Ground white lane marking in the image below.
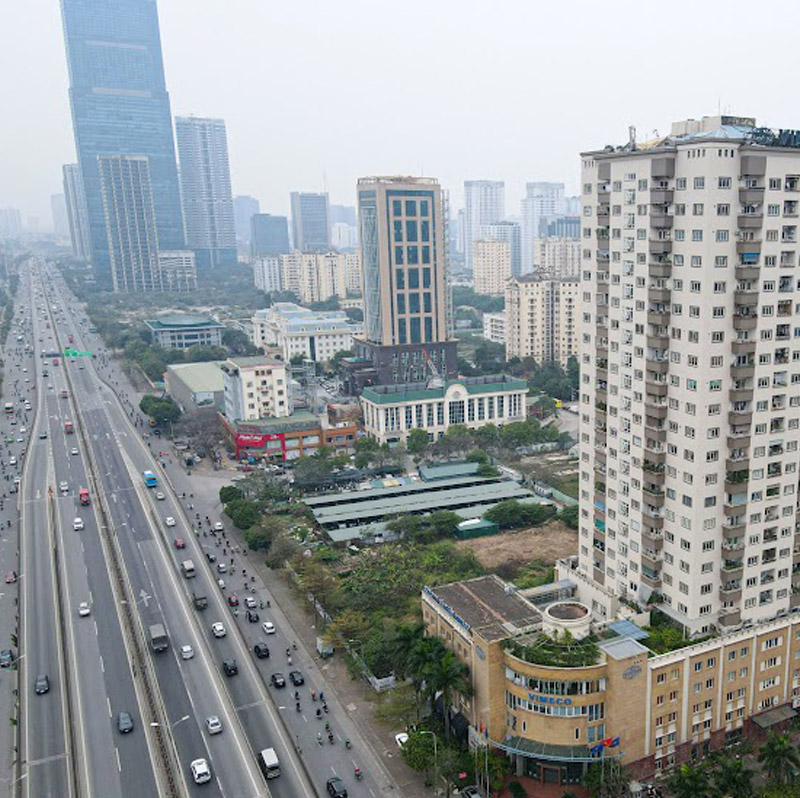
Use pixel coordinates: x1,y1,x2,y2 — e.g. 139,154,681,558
99,656,105,674
107,697,112,718
115,748,121,773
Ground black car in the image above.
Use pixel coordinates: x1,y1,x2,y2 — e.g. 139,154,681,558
246,609,259,623
270,672,286,688
254,642,270,659
289,670,305,686
117,711,134,733
326,777,348,798
206,551,216,563
0,649,14,668
222,659,238,677
34,674,50,694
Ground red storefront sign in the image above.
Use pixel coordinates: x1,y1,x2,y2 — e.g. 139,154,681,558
234,431,286,458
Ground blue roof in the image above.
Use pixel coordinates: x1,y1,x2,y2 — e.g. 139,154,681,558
608,619,650,641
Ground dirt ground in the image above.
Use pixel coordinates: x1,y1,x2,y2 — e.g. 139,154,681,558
455,518,578,571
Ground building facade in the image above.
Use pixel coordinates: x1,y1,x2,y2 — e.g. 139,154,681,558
62,163,90,259
532,237,582,278
250,214,290,258
251,302,362,363
145,314,224,349
165,361,225,412
221,356,290,422
51,194,69,237
290,191,331,252
464,180,505,273
276,252,361,304
175,116,237,267
60,0,184,287
521,182,566,273
505,275,579,366
474,239,512,296
158,251,198,292
360,375,526,445
480,220,522,277
234,195,260,249
482,311,506,345
580,114,800,634
0,209,22,238
253,257,284,294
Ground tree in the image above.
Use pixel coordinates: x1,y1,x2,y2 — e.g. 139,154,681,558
353,437,381,469
328,349,354,372
386,623,425,680
375,681,424,728
224,498,260,530
712,756,754,798
175,409,224,455
758,731,800,787
559,505,580,530
401,730,438,777
407,428,430,462
583,760,631,798
324,608,371,649
566,355,580,397
293,455,334,489
425,511,461,541
668,763,710,798
219,485,243,504
221,326,258,355
426,649,472,740
140,394,181,424
244,515,286,551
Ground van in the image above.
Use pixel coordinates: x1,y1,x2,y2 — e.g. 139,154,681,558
181,560,196,578
149,623,168,653
257,747,280,779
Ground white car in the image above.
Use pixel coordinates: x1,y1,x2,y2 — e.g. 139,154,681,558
59,481,69,494
165,517,176,527
73,518,84,531
180,645,194,660
205,716,223,735
395,732,409,748
155,491,165,501
262,621,276,635
213,521,223,532
70,448,78,456
211,622,226,638
244,596,257,609
78,602,91,617
8,457,16,466
19,428,26,434
190,758,211,785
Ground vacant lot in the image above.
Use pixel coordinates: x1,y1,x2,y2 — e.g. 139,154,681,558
456,518,578,572
517,452,580,498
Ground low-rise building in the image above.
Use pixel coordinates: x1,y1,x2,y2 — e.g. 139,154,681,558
360,374,526,445
145,314,224,350
251,302,362,363
164,361,225,412
221,356,291,422
482,311,506,345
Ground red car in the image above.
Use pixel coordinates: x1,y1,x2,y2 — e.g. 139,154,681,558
228,594,239,607
174,538,185,549
4,571,17,584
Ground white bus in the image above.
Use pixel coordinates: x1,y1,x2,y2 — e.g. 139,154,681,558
257,748,280,779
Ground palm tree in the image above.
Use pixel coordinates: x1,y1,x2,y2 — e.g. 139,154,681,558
668,763,710,798
758,731,800,787
425,649,472,740
713,756,754,798
387,623,425,680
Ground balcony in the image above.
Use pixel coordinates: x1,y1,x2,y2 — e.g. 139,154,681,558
650,187,674,203
720,582,742,600
649,239,673,255
650,210,674,229
728,408,753,426
730,361,755,379
722,539,745,555
648,286,671,303
646,358,669,376
733,313,758,331
649,260,672,279
646,402,668,420
735,264,760,280
736,239,762,254
722,559,744,577
642,569,662,588
739,186,765,204
734,287,759,303
726,455,749,472
645,379,668,398
738,213,764,229
730,340,756,357
642,549,662,569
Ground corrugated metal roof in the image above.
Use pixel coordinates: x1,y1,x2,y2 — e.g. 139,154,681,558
166,361,225,393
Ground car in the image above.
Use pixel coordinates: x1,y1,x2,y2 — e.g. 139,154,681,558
213,521,223,531
155,491,165,500
9,419,16,426
270,672,286,688
8,457,16,466
0,649,14,668
180,645,194,660
73,518,84,531
38,431,46,439
227,594,239,607
206,551,216,563
216,562,227,574
205,715,223,735
70,447,78,456
289,670,305,686
19,427,26,434
59,481,68,494
245,609,259,623
254,642,270,659
190,758,212,785
34,674,50,695
262,621,276,635
326,777,348,798
174,538,185,549
77,602,91,617
460,787,485,798
217,578,225,590
165,517,176,527
211,622,226,638
244,596,257,609
117,711,134,733
394,732,409,748
222,659,238,677
5,571,17,584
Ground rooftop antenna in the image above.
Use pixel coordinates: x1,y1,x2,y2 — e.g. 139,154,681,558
628,125,636,151
322,170,328,194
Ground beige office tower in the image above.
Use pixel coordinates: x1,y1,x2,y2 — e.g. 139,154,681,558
580,114,800,634
473,238,511,296
532,237,582,278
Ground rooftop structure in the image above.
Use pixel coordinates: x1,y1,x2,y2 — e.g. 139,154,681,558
144,314,224,349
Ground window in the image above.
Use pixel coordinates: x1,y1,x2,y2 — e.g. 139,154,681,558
718,177,732,189
694,177,706,189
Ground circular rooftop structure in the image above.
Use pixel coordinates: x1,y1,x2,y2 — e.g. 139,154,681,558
543,601,592,640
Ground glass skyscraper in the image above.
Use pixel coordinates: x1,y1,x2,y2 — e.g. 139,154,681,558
60,0,184,288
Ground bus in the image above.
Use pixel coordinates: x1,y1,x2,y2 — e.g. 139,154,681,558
257,748,280,780
64,421,74,434
78,488,90,506
4,403,13,415
143,470,157,488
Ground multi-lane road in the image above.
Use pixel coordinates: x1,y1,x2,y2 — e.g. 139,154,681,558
0,257,402,798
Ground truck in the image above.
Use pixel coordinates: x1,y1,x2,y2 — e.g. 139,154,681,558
64,421,74,434
149,623,169,653
78,487,90,505
192,592,208,610
181,560,196,578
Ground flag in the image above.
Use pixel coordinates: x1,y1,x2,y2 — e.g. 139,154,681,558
611,737,620,748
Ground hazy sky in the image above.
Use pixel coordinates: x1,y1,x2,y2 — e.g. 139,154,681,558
3,0,800,228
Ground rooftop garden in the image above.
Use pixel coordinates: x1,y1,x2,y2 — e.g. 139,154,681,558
643,609,716,655
506,631,601,668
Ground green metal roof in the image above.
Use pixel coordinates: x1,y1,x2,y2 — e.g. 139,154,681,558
234,408,318,434
419,462,479,481
145,314,224,330
361,375,527,405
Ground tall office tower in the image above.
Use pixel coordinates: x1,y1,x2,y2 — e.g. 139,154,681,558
456,208,466,255
62,164,90,259
463,180,504,272
250,214,290,258
521,181,565,273
354,176,457,383
330,204,357,226
480,220,522,277
50,194,69,237
0,209,22,238
473,239,511,296
60,0,184,287
234,195,260,248
290,192,330,252
175,116,237,267
579,113,800,633
546,215,581,238
97,155,163,293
